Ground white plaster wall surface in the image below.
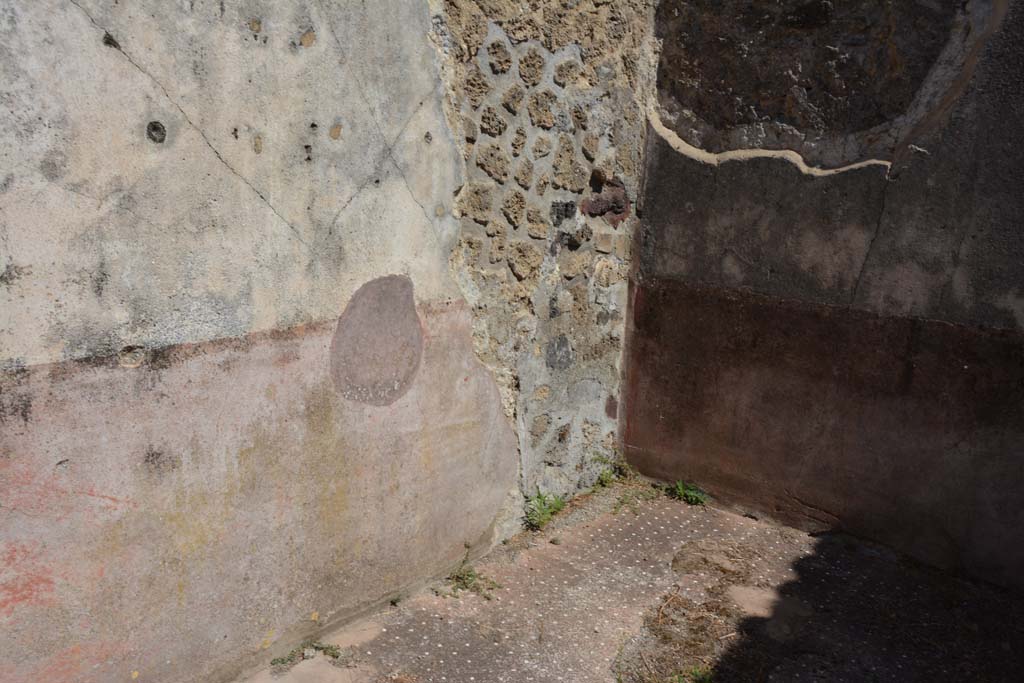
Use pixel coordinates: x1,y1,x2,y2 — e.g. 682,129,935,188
0,0,462,367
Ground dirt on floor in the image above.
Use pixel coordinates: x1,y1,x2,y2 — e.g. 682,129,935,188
615,519,1024,683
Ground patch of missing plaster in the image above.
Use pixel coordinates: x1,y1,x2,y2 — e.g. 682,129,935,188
658,0,958,137
329,275,423,407
653,0,1003,169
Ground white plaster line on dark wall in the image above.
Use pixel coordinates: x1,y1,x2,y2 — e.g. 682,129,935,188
646,105,893,179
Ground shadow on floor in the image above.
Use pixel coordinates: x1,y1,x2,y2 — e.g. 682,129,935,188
710,532,1024,682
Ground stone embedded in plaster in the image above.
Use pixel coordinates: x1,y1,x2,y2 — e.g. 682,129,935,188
487,41,512,74
545,334,574,370
455,182,493,224
532,135,551,158
476,143,511,184
502,190,526,227
554,60,580,88
510,127,527,157
464,66,491,109
518,49,546,87
526,207,549,240
501,85,525,115
580,171,630,228
479,106,508,137
508,241,543,281
527,90,557,129
513,160,533,191
550,200,576,228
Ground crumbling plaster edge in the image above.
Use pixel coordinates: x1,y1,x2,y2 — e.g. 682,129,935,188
646,102,893,178
423,8,530,540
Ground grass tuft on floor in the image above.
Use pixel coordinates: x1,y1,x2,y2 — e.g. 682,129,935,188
669,481,709,506
525,492,566,530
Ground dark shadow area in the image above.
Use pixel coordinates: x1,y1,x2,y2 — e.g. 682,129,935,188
711,533,1024,682
655,0,959,139
614,521,1024,682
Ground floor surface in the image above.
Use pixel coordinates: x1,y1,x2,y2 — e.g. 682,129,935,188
238,482,1024,683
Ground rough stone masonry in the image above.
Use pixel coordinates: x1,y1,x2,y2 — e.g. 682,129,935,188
435,0,657,509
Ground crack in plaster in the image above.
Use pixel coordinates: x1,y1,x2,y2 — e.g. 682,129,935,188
387,151,438,234
315,0,443,245
379,83,445,234
784,488,842,523
66,0,310,248
647,103,893,178
323,84,440,237
850,177,891,306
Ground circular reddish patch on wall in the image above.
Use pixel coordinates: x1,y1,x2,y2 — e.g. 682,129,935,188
330,275,423,406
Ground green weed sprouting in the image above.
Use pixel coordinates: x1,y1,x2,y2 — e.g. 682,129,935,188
525,492,566,530
670,481,709,506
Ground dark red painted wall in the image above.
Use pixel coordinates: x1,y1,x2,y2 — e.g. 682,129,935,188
627,2,1024,589
624,280,1024,587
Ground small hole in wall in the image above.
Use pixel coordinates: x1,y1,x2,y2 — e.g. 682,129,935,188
146,121,166,144
118,345,147,368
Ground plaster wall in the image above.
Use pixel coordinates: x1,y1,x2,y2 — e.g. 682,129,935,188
1,1,519,681
626,0,1024,589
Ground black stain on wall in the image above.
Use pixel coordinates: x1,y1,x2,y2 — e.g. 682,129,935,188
146,121,167,143
143,445,181,475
